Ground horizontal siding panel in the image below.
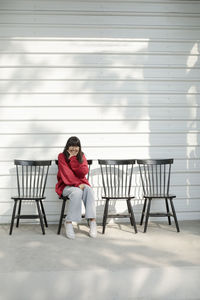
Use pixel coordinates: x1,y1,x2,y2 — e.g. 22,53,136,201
1,67,200,80
0,80,199,93
0,107,199,120
0,53,200,67
0,39,199,54
0,146,198,161
1,190,200,205
0,95,199,107
0,26,200,39
1,160,200,174
1,1,200,14
1,184,200,201
1,172,200,188
0,120,199,134
1,197,200,210
1,14,200,27
0,133,199,147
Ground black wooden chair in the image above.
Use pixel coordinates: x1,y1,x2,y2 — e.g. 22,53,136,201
98,159,137,234
137,159,180,233
56,159,92,235
9,160,52,235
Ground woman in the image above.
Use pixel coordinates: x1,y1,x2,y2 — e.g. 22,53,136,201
56,136,97,239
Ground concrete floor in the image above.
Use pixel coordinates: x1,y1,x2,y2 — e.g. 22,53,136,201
0,220,200,300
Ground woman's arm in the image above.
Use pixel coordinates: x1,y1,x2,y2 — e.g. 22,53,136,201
68,155,89,179
58,153,82,187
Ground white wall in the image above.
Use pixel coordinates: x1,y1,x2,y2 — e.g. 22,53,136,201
0,0,200,223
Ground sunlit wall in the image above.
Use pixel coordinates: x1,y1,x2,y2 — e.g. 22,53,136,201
0,0,200,223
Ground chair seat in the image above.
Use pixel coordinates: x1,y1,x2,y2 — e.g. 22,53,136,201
102,195,135,199
143,194,176,199
11,196,46,200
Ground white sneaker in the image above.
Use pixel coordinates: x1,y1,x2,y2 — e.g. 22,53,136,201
64,222,75,239
89,220,97,238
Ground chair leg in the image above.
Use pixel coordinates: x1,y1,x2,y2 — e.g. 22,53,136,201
102,199,109,234
140,198,147,225
165,198,171,225
144,198,151,233
127,199,134,226
40,200,48,227
36,200,45,235
169,198,180,232
86,218,90,227
16,200,22,227
127,199,137,233
9,200,18,235
57,198,67,234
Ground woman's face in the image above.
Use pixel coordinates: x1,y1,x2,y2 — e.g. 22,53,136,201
68,146,80,156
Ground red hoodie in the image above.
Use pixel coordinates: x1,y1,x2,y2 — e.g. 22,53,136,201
55,152,90,196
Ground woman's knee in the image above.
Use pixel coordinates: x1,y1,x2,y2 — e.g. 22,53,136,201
70,188,83,200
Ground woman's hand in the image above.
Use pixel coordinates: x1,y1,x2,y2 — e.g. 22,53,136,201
67,151,76,159
79,184,85,190
68,146,80,158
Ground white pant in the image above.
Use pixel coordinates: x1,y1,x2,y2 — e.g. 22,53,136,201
62,185,96,222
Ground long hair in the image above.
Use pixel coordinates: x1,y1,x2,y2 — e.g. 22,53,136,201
63,136,83,163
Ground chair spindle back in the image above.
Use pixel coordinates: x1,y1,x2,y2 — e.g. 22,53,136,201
14,160,52,198
137,159,173,196
98,160,135,198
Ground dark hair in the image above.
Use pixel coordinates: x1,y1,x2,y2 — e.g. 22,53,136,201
63,136,83,163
